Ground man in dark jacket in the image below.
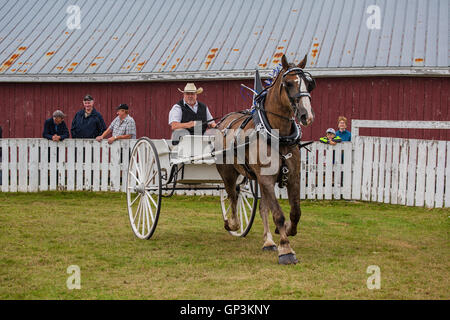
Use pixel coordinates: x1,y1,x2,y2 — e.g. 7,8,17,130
42,110,70,141
71,95,106,138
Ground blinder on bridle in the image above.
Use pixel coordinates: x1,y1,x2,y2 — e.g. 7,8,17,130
280,67,316,123
281,67,316,100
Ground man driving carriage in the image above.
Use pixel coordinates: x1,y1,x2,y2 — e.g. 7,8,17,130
168,83,216,144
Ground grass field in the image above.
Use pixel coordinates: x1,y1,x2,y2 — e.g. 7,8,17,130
0,191,448,299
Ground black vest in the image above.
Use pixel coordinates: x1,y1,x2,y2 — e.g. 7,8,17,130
178,99,208,135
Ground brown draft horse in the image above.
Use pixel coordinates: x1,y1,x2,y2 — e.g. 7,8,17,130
215,54,315,265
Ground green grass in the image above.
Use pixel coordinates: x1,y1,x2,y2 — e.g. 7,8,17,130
0,192,448,299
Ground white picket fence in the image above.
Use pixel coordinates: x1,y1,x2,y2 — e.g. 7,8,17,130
0,139,133,193
351,136,450,208
1,137,449,208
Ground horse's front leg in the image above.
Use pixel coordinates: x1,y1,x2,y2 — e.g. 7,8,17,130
285,152,301,237
259,192,277,251
285,178,301,237
259,176,298,265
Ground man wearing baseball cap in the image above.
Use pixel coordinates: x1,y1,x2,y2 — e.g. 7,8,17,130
96,104,136,144
319,128,342,145
71,94,107,139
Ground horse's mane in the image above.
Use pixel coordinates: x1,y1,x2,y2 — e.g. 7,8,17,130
264,63,282,87
263,61,297,91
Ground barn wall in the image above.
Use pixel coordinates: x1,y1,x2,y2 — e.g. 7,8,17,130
0,76,448,140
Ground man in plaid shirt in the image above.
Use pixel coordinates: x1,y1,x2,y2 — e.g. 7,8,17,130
96,104,136,144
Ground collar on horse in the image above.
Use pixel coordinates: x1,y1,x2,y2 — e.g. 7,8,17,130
251,90,302,147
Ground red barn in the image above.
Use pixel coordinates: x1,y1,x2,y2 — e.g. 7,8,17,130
0,0,448,140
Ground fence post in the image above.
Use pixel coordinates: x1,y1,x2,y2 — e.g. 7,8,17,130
1,139,9,191
435,141,446,208
29,139,39,192
445,142,450,207
66,139,75,191
110,141,121,192
342,142,352,200
416,141,427,207
425,141,437,208
352,136,363,200
406,140,418,206
9,139,17,192
84,140,93,191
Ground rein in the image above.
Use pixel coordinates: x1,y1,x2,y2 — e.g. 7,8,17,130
264,109,294,122
196,66,314,149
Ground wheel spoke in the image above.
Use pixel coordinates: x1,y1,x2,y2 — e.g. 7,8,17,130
242,195,253,213
147,158,155,183
239,199,244,233
129,170,141,185
136,197,143,232
224,201,231,219
241,196,250,225
129,193,141,207
146,166,157,185
145,190,158,208
142,145,150,182
132,197,142,224
142,194,148,236
144,194,155,223
137,145,146,181
132,157,143,183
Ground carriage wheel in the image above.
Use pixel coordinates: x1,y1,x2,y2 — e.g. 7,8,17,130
220,176,258,237
127,137,162,239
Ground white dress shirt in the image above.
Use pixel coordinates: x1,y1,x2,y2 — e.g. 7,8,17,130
168,100,213,125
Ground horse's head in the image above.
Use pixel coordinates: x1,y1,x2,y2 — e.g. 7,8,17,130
279,54,315,126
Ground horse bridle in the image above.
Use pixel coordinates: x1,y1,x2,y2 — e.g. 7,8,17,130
281,67,316,118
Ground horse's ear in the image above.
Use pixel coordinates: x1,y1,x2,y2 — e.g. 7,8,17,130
281,54,289,70
297,54,307,69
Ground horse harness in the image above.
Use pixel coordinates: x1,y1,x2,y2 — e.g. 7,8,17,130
218,67,315,187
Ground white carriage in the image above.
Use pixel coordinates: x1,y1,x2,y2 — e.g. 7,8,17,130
126,135,259,239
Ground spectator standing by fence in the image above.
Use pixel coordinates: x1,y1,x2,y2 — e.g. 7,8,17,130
336,116,351,141
96,104,136,144
42,110,69,141
71,95,106,139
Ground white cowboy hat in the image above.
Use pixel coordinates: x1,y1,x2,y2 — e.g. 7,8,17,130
178,83,203,94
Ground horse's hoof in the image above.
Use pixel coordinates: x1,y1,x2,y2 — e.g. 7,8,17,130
274,227,279,234
287,229,297,237
262,245,277,251
278,253,298,265
224,220,238,232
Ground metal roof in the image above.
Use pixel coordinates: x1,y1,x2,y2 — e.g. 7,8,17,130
0,0,448,81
